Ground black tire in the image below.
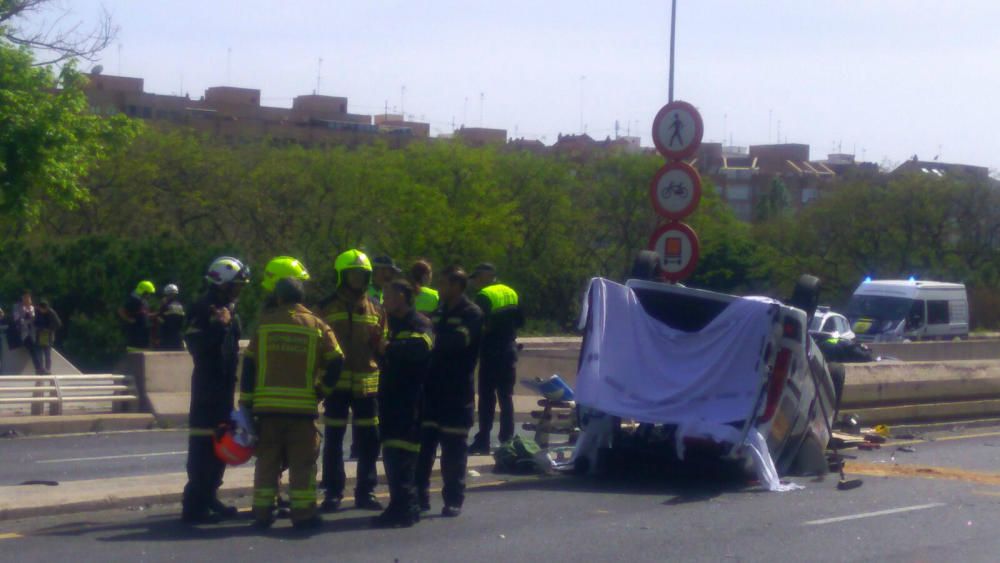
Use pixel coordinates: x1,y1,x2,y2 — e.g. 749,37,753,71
789,274,821,323
630,250,662,281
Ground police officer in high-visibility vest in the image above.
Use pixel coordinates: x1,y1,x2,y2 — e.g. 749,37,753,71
468,263,524,454
181,257,250,524
241,277,344,530
320,249,387,511
417,266,483,517
373,279,433,528
409,259,439,315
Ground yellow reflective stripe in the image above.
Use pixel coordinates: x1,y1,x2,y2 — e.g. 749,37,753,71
322,349,343,361
253,488,277,507
254,388,317,399
322,417,348,427
327,312,380,325
319,385,334,396
395,331,432,348
252,399,319,410
440,426,469,436
383,439,421,453
421,421,440,429
353,417,379,427
189,427,215,437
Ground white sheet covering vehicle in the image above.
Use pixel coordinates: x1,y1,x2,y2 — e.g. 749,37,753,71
570,277,841,488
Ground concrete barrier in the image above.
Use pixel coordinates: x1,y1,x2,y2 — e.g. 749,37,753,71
114,337,1000,429
870,340,1000,362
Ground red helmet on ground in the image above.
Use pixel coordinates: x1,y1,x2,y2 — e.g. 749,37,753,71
213,426,255,465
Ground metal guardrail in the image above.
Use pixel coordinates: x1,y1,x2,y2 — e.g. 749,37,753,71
0,374,139,416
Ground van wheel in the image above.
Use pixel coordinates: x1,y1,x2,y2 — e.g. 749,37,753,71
790,435,829,476
630,250,662,281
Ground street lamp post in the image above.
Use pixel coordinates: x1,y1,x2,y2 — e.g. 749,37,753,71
669,0,677,103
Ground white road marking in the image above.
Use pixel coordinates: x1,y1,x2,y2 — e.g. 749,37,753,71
36,451,187,464
803,503,946,526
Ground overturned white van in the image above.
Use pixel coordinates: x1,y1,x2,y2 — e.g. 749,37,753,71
846,279,969,342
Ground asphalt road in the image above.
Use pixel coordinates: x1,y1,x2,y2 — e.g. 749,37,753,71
0,422,534,485
2,423,1000,562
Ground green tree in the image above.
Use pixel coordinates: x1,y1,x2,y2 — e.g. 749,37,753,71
0,42,137,221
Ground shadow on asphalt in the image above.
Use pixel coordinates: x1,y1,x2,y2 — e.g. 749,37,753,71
466,471,767,505
28,511,415,542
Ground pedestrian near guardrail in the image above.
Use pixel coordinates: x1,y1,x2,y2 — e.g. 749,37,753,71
33,300,62,375
13,290,43,375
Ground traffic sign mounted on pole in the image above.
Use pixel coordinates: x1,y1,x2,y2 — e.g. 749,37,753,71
648,222,700,283
649,161,702,220
651,100,703,161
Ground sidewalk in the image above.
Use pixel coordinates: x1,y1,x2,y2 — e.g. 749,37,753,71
0,454,498,522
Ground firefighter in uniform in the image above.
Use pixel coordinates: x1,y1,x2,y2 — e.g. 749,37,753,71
181,257,250,524
320,249,386,511
468,263,523,454
374,279,433,527
417,266,483,517
156,284,186,350
241,277,343,530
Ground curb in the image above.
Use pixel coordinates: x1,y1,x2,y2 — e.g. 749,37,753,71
0,459,499,522
0,414,156,437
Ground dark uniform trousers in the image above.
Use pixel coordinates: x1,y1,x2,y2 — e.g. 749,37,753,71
253,417,321,523
416,404,474,507
182,430,225,516
476,352,517,444
322,392,379,498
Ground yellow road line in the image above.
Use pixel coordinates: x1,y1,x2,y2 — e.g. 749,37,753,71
846,461,1000,486
865,430,1000,449
0,533,23,540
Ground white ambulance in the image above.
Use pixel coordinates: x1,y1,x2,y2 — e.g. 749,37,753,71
846,279,969,342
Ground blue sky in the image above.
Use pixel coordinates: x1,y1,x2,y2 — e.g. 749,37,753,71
53,1,1000,170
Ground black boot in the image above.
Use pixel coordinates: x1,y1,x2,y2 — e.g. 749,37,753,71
355,492,383,510
208,498,239,519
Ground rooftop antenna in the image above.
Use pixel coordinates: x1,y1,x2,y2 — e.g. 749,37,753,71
117,43,122,74
401,85,406,119
776,120,782,144
479,92,484,126
462,96,468,127
226,47,232,83
316,57,323,94
614,119,619,139
579,75,586,134
768,109,773,143
723,113,728,145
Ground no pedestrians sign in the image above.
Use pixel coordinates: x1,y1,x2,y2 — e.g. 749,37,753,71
651,100,703,161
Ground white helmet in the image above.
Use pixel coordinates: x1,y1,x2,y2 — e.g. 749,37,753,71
163,284,180,296
205,256,250,286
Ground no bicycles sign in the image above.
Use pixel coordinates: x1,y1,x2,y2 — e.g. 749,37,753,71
649,161,702,221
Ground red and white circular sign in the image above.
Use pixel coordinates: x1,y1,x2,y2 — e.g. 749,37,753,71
651,100,704,161
649,162,702,220
648,222,701,283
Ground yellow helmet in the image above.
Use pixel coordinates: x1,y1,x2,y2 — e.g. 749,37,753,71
334,249,372,286
135,280,156,296
262,256,310,293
